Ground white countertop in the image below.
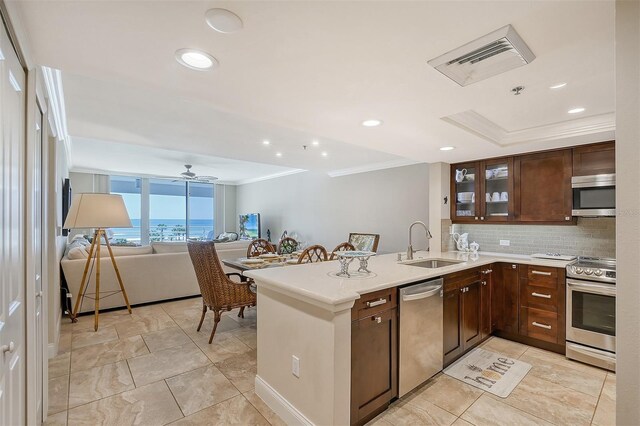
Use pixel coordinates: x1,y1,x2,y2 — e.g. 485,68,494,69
244,251,573,311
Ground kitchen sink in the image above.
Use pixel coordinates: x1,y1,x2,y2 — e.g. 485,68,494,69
404,259,464,269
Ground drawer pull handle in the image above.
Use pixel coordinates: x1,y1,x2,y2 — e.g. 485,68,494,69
532,270,552,276
532,292,552,299
373,316,382,324
366,298,387,308
532,321,552,330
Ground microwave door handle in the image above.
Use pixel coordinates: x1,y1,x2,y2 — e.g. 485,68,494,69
567,279,616,296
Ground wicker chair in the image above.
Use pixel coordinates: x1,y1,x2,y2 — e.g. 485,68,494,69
297,245,328,264
246,238,276,258
187,241,257,343
330,241,356,260
277,237,298,255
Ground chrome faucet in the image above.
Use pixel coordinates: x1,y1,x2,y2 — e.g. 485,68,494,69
407,221,433,260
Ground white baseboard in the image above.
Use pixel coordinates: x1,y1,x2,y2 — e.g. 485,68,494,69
255,375,314,426
48,312,61,359
47,342,58,359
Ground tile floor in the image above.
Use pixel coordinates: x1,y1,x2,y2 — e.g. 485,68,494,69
368,337,616,426
46,297,280,426
47,298,615,426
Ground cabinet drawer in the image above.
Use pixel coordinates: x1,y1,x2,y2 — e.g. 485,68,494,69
444,267,482,292
522,284,558,313
520,307,558,344
353,288,397,320
526,265,558,288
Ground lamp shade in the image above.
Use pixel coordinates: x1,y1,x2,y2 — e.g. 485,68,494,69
63,193,132,229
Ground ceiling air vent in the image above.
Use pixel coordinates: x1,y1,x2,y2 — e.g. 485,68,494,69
428,25,535,86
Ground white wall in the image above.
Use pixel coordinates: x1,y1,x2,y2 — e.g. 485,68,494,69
615,1,640,423
47,136,70,354
236,164,430,253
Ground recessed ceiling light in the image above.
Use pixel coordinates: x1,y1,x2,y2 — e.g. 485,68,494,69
175,49,218,70
205,8,243,33
550,82,567,89
312,140,319,146
362,119,382,127
262,140,270,145
568,107,585,114
276,152,282,157
321,152,328,157
440,146,455,151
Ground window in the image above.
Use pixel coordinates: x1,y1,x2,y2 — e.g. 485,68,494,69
188,182,215,240
109,176,215,244
109,176,142,244
150,179,187,242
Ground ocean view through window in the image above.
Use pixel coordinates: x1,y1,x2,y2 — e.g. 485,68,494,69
110,175,215,244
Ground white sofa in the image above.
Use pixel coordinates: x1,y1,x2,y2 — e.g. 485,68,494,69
61,240,250,313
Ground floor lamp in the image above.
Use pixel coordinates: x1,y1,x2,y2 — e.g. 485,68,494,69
63,193,133,331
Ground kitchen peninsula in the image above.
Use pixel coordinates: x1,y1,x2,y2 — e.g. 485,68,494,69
245,251,573,425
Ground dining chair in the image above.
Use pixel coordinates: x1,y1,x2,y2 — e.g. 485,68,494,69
348,233,380,252
277,237,299,255
297,244,328,264
247,238,276,258
187,241,257,343
330,241,356,260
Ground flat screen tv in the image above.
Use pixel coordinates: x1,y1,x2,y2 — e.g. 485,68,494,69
239,213,261,240
62,178,72,236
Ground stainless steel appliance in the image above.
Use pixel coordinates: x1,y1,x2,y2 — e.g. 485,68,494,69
572,174,615,217
566,257,616,371
399,278,443,397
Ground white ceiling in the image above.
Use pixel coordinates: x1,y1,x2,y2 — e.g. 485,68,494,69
61,72,411,181
69,136,305,184
14,0,615,178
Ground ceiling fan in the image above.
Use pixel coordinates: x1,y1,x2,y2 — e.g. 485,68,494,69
174,164,218,183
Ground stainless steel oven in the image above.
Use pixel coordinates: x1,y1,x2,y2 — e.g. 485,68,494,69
566,257,616,371
572,174,615,217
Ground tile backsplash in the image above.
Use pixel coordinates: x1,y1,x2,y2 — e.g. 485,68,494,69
441,218,615,258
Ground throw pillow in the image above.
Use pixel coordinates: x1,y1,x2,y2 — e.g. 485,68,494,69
67,246,88,260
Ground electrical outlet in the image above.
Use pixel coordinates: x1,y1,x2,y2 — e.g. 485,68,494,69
292,355,300,378
500,240,510,247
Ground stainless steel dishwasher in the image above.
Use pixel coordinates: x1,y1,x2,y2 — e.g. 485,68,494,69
398,278,443,397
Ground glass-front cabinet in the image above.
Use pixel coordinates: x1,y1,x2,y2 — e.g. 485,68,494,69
451,159,514,223
480,158,513,222
451,162,480,222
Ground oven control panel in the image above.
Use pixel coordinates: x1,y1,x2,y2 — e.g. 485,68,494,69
567,263,616,283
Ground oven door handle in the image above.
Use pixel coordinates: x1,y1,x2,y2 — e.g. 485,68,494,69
567,279,616,296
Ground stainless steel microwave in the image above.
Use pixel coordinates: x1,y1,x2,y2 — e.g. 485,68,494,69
572,174,615,217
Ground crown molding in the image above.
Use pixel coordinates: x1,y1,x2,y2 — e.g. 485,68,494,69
42,66,72,165
443,110,615,146
327,158,422,178
234,168,307,185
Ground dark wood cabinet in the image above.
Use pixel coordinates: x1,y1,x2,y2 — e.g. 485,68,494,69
480,158,514,222
451,161,481,222
461,280,482,348
513,149,573,223
480,266,493,339
443,268,484,366
351,288,397,425
491,263,520,334
450,142,615,224
519,265,566,347
443,286,463,365
572,141,615,176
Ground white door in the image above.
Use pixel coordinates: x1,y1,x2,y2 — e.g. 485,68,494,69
0,21,27,426
34,105,45,423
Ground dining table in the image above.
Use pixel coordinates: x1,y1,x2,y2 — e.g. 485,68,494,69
222,257,289,273
222,253,338,275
